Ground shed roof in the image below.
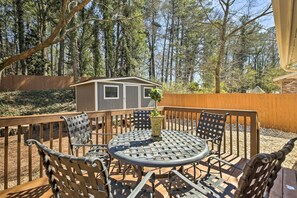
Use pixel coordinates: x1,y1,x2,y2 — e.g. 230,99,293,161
247,86,266,93
272,0,297,71
71,77,162,87
273,72,297,82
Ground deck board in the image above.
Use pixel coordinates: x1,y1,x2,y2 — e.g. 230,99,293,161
0,155,296,198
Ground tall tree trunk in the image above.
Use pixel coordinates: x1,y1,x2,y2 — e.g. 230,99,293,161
39,0,48,75
161,15,169,82
58,29,64,76
175,16,180,82
149,10,156,80
16,0,26,75
78,8,87,76
215,0,230,93
69,15,78,81
50,44,53,76
169,0,175,83
92,21,101,77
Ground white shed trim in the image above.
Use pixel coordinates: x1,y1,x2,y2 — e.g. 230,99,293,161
71,77,161,87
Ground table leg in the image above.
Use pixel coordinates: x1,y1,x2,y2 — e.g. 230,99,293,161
133,165,144,184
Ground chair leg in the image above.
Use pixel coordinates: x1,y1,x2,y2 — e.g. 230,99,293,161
118,160,122,173
123,164,132,179
218,159,222,178
218,152,222,178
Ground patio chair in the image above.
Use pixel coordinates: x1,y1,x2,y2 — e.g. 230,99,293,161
133,110,151,130
169,137,297,198
26,139,156,198
192,111,229,179
61,112,111,170
119,110,152,178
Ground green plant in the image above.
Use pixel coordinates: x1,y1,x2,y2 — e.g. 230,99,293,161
149,88,163,116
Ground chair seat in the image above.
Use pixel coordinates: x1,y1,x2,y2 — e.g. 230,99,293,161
170,173,236,198
86,146,109,158
110,179,153,198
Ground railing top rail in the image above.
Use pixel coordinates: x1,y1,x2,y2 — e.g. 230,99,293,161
0,107,163,127
163,106,258,116
0,106,256,127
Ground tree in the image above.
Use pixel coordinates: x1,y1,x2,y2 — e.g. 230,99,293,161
0,0,91,73
199,0,272,93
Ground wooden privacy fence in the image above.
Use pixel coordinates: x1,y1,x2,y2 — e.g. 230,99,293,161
0,75,90,91
160,93,297,133
0,107,259,190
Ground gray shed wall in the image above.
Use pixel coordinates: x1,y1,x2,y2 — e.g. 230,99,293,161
126,85,139,108
141,85,155,107
98,82,123,110
76,83,95,111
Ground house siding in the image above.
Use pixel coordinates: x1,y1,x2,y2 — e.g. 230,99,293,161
76,83,95,111
141,85,155,107
98,82,123,110
282,79,297,93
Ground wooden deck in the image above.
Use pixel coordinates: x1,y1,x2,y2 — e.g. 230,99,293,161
0,155,296,198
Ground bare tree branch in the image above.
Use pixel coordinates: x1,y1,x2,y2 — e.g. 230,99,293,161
52,14,143,44
198,0,221,29
0,0,91,72
226,3,272,38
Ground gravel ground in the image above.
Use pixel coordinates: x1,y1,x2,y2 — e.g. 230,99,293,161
224,124,297,170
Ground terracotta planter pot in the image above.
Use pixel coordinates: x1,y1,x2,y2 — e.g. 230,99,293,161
150,116,164,137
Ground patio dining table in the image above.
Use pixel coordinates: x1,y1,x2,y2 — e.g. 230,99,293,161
107,129,209,182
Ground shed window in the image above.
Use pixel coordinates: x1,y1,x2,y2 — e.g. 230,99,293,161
144,87,152,98
104,85,119,99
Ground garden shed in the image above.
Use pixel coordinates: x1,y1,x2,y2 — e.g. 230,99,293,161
71,77,161,111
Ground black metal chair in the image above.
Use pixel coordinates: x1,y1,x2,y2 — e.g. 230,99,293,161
133,110,151,130
27,139,156,198
169,137,297,198
120,110,152,178
61,112,111,170
192,111,229,179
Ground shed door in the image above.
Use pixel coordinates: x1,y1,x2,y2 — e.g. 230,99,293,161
125,85,140,109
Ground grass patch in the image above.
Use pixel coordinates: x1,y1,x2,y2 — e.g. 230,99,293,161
0,89,76,116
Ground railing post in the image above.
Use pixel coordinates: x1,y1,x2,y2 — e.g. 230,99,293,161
250,112,259,158
105,111,113,144
162,110,166,129
4,126,8,189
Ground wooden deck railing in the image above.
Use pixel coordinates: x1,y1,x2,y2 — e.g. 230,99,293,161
0,106,259,190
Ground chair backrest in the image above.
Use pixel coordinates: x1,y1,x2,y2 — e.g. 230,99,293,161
196,111,228,146
133,110,151,130
235,137,297,198
61,112,91,155
26,139,112,198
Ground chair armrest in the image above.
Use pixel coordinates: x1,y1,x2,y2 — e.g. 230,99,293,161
127,171,155,198
182,129,196,134
72,143,108,149
169,170,205,193
169,170,196,187
207,156,243,175
91,132,114,136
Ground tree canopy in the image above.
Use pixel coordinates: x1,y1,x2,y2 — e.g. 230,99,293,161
0,0,283,93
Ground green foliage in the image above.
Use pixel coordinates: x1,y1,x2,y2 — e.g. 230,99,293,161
150,109,160,116
149,88,163,116
149,88,163,103
260,67,287,93
187,82,199,93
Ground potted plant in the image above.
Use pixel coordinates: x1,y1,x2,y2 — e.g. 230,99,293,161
149,88,164,137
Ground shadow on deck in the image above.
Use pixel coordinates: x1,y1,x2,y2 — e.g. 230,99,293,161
0,154,296,198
